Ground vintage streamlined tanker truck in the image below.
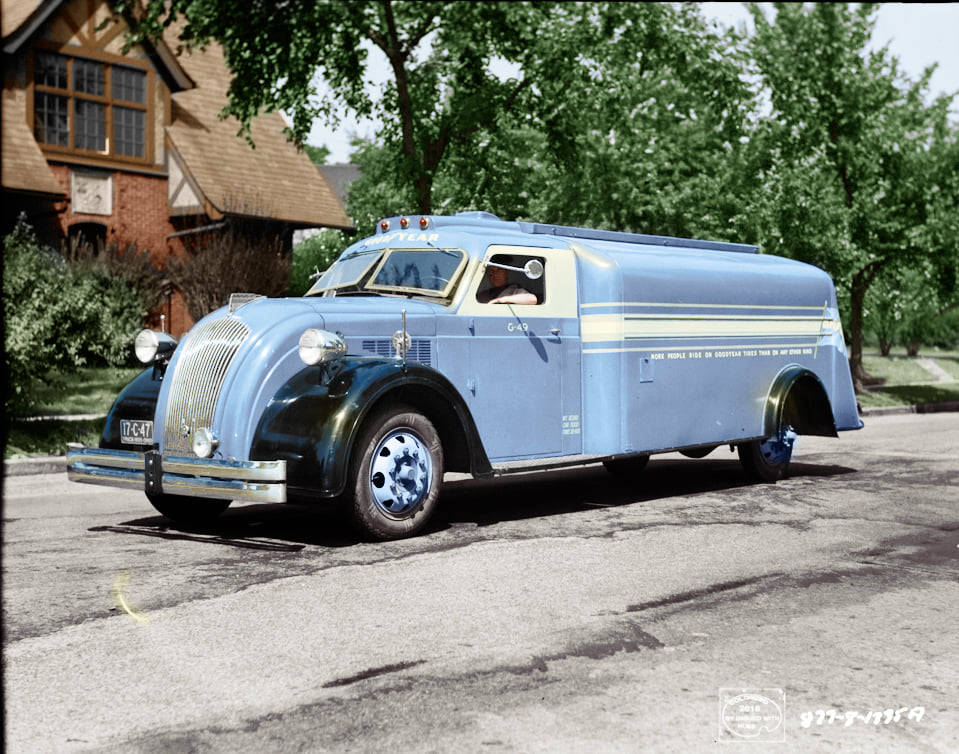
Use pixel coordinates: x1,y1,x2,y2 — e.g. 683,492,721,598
67,212,862,540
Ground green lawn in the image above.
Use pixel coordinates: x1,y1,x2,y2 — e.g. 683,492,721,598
6,418,106,459
858,383,959,408
932,356,959,380
13,366,142,417
5,367,140,459
859,349,959,408
861,354,933,385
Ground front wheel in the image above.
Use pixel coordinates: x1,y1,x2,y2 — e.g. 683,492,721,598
348,405,443,541
738,429,796,482
147,493,231,525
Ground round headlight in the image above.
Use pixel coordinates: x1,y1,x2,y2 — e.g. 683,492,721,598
134,329,177,364
299,329,346,366
193,427,219,458
135,329,160,364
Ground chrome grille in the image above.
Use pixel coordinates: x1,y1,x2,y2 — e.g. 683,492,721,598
163,317,250,453
361,338,431,366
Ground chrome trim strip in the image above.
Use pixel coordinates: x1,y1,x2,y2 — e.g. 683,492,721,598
67,448,144,470
68,463,144,489
162,455,286,481
162,475,286,503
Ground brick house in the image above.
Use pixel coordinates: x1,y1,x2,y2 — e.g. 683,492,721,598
2,0,352,335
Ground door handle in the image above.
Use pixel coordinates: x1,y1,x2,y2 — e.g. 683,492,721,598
550,328,561,335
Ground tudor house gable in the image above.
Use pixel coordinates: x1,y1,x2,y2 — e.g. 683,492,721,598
2,0,352,335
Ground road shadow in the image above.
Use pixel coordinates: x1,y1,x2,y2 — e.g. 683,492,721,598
437,456,857,529
101,455,856,549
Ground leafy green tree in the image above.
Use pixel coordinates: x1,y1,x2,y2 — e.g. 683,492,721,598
124,0,554,214
746,2,958,389
289,231,345,296
348,3,755,240
303,143,331,167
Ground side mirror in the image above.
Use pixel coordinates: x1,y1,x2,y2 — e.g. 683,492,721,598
484,258,544,280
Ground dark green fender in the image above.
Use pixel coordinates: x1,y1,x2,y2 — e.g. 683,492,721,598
250,356,493,498
765,365,838,438
100,367,164,450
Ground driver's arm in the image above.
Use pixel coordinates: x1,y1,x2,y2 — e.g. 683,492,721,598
489,290,537,305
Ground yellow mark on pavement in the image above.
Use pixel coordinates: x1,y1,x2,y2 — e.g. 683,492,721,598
113,573,150,625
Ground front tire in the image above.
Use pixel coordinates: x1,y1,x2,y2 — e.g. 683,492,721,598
738,429,796,482
348,405,443,541
147,493,231,525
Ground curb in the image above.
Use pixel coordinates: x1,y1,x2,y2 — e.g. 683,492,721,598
14,413,107,422
6,402,957,478
859,400,959,417
4,456,67,477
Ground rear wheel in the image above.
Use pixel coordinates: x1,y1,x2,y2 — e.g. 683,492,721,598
738,428,796,482
603,455,650,475
147,493,231,525
348,405,443,541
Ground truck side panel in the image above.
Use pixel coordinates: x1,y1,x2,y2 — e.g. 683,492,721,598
575,241,856,454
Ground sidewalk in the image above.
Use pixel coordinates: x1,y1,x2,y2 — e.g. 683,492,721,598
6,401,958,478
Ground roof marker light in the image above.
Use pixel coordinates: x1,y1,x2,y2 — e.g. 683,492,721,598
399,217,410,229
380,220,390,232
419,217,429,229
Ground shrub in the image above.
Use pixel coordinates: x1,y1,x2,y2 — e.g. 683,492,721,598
168,223,290,321
62,235,165,313
3,219,147,412
289,230,348,296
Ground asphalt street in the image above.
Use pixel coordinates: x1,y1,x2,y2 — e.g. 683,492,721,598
3,412,958,752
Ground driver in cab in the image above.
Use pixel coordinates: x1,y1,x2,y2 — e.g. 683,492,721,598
477,264,538,305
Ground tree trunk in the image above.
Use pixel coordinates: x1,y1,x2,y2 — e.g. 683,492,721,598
414,172,433,215
849,281,867,393
379,0,431,215
848,258,887,393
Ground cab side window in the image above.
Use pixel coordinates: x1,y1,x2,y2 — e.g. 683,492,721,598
475,253,545,305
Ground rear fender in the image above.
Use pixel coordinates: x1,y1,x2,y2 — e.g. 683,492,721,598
764,365,838,438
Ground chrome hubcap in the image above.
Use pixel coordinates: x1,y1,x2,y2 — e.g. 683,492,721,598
369,428,432,517
759,427,797,466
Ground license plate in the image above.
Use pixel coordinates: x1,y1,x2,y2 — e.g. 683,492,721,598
120,419,154,445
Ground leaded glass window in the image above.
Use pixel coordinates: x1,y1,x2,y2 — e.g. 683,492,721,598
32,49,150,161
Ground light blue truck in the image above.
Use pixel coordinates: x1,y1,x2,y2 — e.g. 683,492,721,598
67,212,862,540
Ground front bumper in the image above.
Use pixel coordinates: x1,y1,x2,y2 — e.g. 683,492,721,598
66,448,287,504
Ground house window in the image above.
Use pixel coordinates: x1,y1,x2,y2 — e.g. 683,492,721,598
33,50,148,161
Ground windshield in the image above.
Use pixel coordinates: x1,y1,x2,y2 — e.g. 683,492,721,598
306,250,382,295
367,248,466,297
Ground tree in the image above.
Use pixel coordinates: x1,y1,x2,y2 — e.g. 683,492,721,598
167,223,289,321
289,231,343,296
348,3,755,240
303,144,331,167
124,1,554,215
746,3,958,390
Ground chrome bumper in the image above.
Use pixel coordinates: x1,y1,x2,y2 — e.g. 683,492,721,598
66,448,287,504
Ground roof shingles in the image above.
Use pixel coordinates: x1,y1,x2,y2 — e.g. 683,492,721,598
165,32,350,229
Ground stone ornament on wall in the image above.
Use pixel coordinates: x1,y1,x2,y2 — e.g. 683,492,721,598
70,169,113,215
